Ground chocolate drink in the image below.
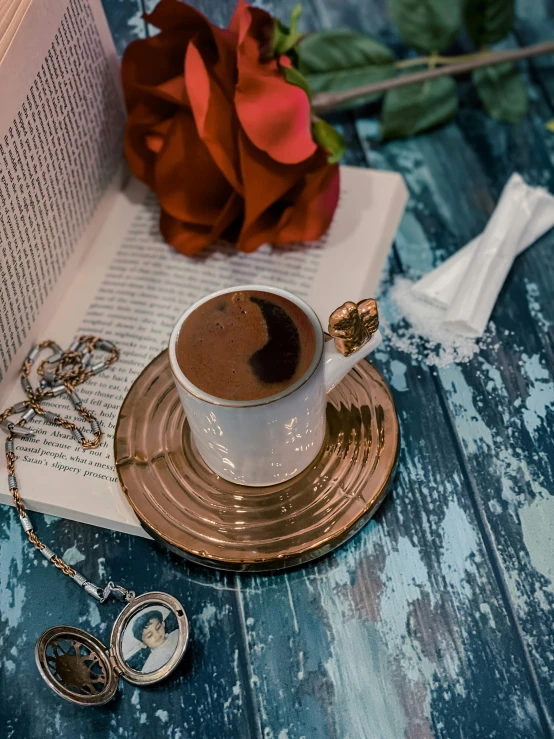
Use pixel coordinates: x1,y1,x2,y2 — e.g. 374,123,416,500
175,290,317,401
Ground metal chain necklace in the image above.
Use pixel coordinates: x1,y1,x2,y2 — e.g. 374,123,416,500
2,338,189,706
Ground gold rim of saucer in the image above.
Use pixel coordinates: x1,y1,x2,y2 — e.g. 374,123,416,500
114,350,399,573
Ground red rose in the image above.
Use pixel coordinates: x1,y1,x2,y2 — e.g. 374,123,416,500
121,0,340,255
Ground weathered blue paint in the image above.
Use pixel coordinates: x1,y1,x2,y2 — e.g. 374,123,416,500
349,1,554,730
101,0,147,55
1,0,554,737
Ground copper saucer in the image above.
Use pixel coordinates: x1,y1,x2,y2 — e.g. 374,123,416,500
114,350,399,572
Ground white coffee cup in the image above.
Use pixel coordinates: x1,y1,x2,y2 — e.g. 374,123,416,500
169,285,381,487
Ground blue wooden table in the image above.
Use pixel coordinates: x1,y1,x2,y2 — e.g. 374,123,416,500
2,1,554,737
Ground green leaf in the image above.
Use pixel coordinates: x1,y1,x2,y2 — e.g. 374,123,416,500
282,65,312,98
463,0,514,46
298,29,396,110
313,119,346,163
546,119,554,134
274,3,302,55
473,62,528,123
380,76,458,140
388,0,462,52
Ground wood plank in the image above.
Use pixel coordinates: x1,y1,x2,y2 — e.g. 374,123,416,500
366,121,554,731
514,0,554,105
0,508,258,737
101,0,147,56
337,0,554,728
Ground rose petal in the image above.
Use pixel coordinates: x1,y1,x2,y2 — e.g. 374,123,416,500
236,140,339,251
153,75,186,105
160,191,243,256
122,32,192,109
160,213,214,255
185,41,242,193
234,3,316,165
274,158,340,244
228,0,246,35
236,207,285,252
209,27,239,86
144,0,237,87
124,104,173,187
145,118,173,154
236,73,316,165
154,109,233,225
228,0,273,61
237,129,307,228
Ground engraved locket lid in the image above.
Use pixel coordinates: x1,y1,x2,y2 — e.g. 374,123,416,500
35,592,189,705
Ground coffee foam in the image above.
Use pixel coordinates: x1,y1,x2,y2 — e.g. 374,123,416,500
175,291,316,401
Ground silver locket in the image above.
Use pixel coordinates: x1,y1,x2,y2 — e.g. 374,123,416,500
35,592,189,705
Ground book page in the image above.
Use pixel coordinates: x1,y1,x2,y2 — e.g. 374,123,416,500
0,0,125,399
0,167,407,536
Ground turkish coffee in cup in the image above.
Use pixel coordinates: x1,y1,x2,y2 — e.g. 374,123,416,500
174,289,317,402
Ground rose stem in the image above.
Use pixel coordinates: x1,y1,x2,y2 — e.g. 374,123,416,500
311,40,554,114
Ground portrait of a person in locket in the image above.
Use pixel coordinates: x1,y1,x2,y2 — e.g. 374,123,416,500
123,606,180,674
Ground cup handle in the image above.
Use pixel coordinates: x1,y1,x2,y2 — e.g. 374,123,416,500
323,299,381,393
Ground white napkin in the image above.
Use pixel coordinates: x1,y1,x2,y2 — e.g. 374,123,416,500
412,174,554,337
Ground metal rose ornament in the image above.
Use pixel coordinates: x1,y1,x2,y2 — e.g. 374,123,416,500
121,0,343,255
328,299,379,356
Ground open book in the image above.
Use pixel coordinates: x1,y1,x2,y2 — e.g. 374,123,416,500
0,0,408,537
